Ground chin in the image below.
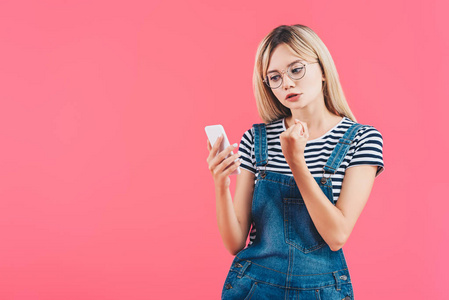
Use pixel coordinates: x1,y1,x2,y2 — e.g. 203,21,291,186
286,100,309,109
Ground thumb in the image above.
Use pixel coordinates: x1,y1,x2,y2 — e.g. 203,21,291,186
294,119,304,134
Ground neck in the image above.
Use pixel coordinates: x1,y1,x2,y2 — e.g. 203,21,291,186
284,100,342,134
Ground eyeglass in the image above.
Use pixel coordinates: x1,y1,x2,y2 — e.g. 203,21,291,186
263,61,319,89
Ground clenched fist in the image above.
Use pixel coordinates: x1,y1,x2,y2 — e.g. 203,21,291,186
280,118,309,166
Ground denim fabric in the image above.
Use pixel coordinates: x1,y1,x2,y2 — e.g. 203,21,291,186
222,122,364,300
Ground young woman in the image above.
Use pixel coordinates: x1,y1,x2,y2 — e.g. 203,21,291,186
206,24,384,300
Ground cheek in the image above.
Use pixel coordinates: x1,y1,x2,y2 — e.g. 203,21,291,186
301,78,322,94
301,68,322,88
272,90,285,102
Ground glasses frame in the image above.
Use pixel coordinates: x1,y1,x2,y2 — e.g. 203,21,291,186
263,61,319,89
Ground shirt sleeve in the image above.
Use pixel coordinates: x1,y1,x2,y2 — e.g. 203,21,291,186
237,127,256,174
347,125,385,178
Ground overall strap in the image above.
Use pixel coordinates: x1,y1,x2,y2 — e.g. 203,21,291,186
321,123,364,184
252,123,269,178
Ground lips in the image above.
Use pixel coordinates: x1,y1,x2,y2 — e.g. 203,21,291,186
286,93,301,100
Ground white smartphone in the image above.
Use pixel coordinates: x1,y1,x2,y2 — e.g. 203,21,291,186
205,124,241,175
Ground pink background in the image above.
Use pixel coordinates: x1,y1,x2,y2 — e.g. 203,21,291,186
0,0,447,299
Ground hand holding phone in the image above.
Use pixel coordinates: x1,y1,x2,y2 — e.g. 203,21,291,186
205,124,241,176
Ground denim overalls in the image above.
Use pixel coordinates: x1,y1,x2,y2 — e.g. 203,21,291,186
221,121,365,300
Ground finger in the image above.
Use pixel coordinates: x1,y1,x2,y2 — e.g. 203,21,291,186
216,142,239,163
223,160,242,176
294,119,304,134
223,155,242,174
295,119,309,139
298,119,308,133
294,125,303,137
215,152,241,174
223,154,242,171
301,121,309,135
207,135,222,163
289,123,303,137
207,139,212,151
284,121,297,135
210,142,239,171
281,123,299,142
210,134,223,157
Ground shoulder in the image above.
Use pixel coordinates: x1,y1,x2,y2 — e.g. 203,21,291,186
341,117,383,146
344,119,384,176
253,118,284,134
354,125,383,147
242,118,284,142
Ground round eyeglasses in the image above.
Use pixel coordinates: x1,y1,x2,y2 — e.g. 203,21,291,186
263,61,319,89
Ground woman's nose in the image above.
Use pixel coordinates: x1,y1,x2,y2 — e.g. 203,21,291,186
282,72,295,89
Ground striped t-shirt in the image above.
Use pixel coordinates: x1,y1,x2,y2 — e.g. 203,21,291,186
237,116,384,247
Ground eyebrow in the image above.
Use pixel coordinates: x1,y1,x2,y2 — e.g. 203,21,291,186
267,59,305,74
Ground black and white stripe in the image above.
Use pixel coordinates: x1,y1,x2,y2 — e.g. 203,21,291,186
237,116,384,247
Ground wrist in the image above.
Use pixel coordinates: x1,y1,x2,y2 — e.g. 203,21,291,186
215,182,230,194
289,156,306,168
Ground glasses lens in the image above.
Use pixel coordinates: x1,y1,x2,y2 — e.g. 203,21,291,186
289,62,305,80
266,72,282,88
265,63,306,88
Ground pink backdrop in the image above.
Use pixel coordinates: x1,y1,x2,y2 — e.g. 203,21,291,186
0,0,447,299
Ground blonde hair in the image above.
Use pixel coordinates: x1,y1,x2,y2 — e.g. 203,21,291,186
252,24,357,123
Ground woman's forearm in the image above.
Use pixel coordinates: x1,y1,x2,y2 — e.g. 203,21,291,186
215,185,247,255
290,158,346,251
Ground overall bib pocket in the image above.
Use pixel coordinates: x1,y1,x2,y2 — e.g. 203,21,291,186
283,197,327,253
